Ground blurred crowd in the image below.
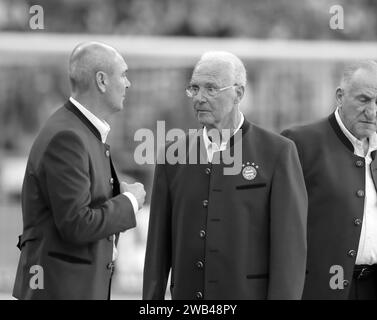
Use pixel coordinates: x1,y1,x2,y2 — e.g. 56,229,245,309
0,0,377,40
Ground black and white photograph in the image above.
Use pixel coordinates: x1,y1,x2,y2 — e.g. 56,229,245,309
0,0,377,311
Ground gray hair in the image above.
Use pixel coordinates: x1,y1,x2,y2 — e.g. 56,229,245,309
195,51,247,87
69,42,119,93
340,60,377,90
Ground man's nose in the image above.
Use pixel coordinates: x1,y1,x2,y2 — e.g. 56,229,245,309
365,100,377,119
193,88,206,103
125,78,131,88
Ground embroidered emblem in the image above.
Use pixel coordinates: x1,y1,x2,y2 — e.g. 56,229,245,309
242,162,258,180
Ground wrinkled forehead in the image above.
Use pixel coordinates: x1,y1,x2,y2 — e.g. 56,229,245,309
348,68,377,94
191,61,233,86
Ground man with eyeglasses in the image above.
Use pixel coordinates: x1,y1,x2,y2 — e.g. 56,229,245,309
143,51,308,300
282,60,377,300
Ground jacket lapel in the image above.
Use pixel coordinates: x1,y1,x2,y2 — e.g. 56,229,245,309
65,100,102,142
328,112,354,153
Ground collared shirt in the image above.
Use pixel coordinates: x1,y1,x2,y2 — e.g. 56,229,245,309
335,108,377,265
69,97,139,261
69,97,110,143
203,112,244,162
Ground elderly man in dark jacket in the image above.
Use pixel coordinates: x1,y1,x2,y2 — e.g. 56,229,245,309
283,60,377,300
143,51,308,300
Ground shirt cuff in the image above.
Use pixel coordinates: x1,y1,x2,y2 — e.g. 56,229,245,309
123,192,139,213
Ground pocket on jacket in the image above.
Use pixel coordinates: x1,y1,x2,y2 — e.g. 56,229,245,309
236,183,267,190
17,231,39,250
48,252,92,265
246,273,269,279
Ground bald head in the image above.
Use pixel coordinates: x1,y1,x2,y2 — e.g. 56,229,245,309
194,51,247,87
340,60,377,90
69,42,123,93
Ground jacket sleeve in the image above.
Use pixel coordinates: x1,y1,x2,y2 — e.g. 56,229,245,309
281,129,304,168
143,162,172,300
268,140,308,299
42,130,136,245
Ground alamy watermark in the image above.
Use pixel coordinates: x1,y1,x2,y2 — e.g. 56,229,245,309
29,265,44,290
29,5,44,30
329,265,345,290
329,5,344,30
134,122,243,175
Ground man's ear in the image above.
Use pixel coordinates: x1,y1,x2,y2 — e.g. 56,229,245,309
96,71,108,93
235,85,245,104
335,87,344,106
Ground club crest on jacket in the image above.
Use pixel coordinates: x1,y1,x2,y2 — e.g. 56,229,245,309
242,162,259,180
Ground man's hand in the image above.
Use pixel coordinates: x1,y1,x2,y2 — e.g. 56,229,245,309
120,181,146,211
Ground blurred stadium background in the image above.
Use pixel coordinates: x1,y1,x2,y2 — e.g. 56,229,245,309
1,0,377,300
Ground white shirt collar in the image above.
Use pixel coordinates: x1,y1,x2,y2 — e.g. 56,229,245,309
203,112,244,156
335,107,377,157
69,97,110,143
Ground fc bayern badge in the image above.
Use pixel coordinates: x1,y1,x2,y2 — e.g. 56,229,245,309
242,165,257,180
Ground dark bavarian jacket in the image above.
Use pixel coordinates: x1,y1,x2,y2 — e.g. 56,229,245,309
143,119,308,300
282,112,376,299
13,100,136,300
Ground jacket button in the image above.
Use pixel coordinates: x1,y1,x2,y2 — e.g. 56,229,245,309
355,160,364,167
199,230,206,238
343,280,349,287
108,235,114,241
105,150,110,158
203,200,208,208
356,190,365,198
109,177,114,184
195,291,203,300
107,262,114,270
196,261,204,269
348,249,356,257
205,167,211,175
354,218,362,226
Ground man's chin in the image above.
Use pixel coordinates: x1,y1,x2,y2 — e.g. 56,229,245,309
197,113,213,126
114,102,124,112
356,128,376,140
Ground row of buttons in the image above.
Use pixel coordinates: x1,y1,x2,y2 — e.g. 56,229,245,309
194,167,211,300
355,161,364,200
347,212,361,287
105,148,114,274
348,216,361,293
104,149,114,191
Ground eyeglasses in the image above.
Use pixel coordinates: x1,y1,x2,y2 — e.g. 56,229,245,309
185,84,237,98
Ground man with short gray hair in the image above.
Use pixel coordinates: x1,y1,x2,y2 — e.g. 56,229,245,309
282,60,377,299
13,42,146,300
143,51,308,300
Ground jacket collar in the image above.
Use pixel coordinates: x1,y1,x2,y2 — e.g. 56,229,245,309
228,117,251,149
195,117,251,163
328,111,354,153
65,100,102,142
